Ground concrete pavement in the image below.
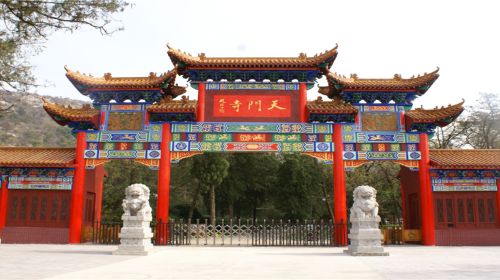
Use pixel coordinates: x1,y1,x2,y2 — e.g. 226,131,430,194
0,244,499,279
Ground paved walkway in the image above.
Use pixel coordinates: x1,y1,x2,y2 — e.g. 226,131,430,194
1,244,499,279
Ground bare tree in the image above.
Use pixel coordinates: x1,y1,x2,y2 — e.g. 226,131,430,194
463,93,500,149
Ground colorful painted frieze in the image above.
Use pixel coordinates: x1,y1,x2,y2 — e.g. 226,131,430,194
431,177,497,192
206,83,300,91
83,150,161,160
170,141,334,153
8,176,73,190
0,168,75,177
203,134,233,142
432,185,498,192
171,123,333,134
85,131,160,142
342,132,419,143
429,169,500,178
342,151,421,161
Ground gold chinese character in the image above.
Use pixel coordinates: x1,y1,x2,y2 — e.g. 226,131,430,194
213,124,223,132
268,100,286,110
291,124,302,133
231,100,242,112
292,143,303,152
201,142,213,151
219,99,226,108
307,135,317,142
274,135,286,142
283,143,292,152
249,100,262,111
219,109,225,113
202,124,212,132
281,125,291,133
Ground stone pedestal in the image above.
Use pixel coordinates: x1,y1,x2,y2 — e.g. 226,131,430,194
347,216,388,256
112,215,157,256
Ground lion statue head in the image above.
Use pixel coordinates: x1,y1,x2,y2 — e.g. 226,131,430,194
122,183,152,218
353,185,377,202
125,183,150,200
350,185,379,219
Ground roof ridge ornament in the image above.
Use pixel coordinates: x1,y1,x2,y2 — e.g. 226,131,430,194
104,73,112,81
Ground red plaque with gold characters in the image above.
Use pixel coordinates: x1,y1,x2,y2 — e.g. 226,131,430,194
205,90,299,123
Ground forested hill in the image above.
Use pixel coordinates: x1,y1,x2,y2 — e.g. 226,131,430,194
0,92,91,147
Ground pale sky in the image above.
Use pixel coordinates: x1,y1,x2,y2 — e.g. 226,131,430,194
32,0,500,110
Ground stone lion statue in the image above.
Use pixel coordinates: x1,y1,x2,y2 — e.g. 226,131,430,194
350,185,379,219
122,183,152,218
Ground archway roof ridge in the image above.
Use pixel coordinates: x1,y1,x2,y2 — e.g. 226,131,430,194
166,43,339,69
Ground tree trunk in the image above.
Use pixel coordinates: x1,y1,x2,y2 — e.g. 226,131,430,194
236,207,241,221
393,200,401,226
228,201,234,221
252,198,257,222
210,185,215,225
188,182,203,220
322,183,335,222
313,158,335,222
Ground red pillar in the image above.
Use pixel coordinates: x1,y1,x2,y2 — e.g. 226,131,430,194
157,123,172,223
418,133,436,246
198,83,206,122
299,83,308,123
0,179,9,239
496,179,500,228
68,132,87,243
333,124,347,245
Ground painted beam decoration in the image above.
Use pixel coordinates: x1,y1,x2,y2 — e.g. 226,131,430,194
170,151,203,163
171,123,333,134
429,169,500,178
84,149,161,160
8,176,73,190
429,169,499,192
342,151,421,161
170,141,334,153
343,160,419,171
0,167,75,177
431,178,497,192
206,83,301,91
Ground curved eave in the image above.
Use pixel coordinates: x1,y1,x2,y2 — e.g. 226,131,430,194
320,68,440,96
165,85,188,97
148,108,197,113
147,101,198,113
167,44,338,69
306,104,359,114
405,100,465,131
64,66,177,94
42,97,99,127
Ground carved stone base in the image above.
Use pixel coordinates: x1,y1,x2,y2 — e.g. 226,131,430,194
347,216,387,256
113,215,156,256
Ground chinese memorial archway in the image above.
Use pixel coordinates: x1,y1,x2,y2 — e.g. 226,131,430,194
2,43,499,246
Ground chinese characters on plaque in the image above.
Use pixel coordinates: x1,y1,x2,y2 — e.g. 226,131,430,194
214,95,291,118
